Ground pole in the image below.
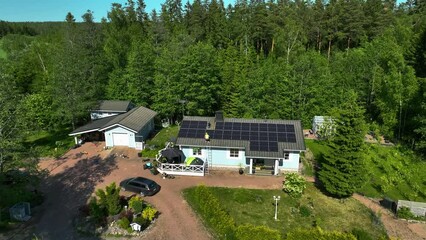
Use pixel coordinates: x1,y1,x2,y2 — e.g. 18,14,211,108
273,196,280,220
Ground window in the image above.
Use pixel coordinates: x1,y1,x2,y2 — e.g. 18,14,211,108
229,149,239,158
284,152,290,160
193,148,202,156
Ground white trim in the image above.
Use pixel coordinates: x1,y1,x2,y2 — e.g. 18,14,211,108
228,148,240,159
99,124,138,133
69,128,100,136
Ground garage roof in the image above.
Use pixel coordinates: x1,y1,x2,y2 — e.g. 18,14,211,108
70,106,157,136
93,100,134,112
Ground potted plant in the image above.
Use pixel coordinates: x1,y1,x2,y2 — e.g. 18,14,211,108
238,163,244,175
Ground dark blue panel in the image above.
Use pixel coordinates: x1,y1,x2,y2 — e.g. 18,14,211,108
277,134,287,142
269,142,278,152
222,130,232,140
181,121,190,128
198,121,207,129
259,123,268,131
249,131,259,141
268,124,277,132
241,123,250,130
224,122,233,130
231,131,240,140
195,130,205,138
214,130,223,139
277,124,286,132
268,132,278,141
233,122,242,130
188,121,198,128
259,132,268,141
251,123,259,131
240,133,250,140
186,131,197,138
178,129,188,138
259,141,269,151
250,141,260,151
287,124,295,132
215,122,224,129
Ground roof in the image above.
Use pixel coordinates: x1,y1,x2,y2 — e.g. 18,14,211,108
93,100,133,112
70,106,157,136
176,116,305,159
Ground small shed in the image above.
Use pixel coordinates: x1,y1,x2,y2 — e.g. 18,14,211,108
397,200,426,217
312,116,334,136
9,202,31,221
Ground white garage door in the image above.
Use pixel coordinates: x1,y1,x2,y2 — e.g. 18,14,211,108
112,133,129,146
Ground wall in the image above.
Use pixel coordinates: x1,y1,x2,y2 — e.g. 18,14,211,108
104,126,136,148
180,146,246,168
279,152,300,171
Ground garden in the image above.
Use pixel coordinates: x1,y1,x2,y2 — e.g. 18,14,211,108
76,182,158,237
140,125,179,158
183,173,387,240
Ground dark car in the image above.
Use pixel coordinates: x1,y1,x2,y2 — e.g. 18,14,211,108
119,177,161,196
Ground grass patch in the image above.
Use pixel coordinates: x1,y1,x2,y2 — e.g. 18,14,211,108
0,39,6,59
305,139,426,202
141,125,180,158
25,129,75,158
184,184,387,239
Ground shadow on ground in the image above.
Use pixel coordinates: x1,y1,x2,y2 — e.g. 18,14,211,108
28,154,118,240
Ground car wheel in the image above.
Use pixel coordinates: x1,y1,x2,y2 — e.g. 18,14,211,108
140,192,145,197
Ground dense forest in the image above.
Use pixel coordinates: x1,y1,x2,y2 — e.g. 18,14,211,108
0,0,426,169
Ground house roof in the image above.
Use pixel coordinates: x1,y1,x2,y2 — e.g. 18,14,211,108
93,100,133,112
176,116,306,159
70,106,157,136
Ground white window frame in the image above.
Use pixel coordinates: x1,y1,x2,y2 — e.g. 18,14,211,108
229,148,239,158
284,152,290,160
192,147,202,156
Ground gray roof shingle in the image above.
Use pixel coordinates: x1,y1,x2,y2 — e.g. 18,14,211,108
70,106,157,135
93,100,133,112
176,116,305,159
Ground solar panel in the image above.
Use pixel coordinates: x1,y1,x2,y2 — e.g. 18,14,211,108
195,130,205,138
277,124,286,132
268,132,277,141
250,141,259,151
268,124,277,132
259,123,268,132
224,122,233,130
178,129,188,138
287,124,295,132
233,122,242,130
231,131,241,140
277,134,287,142
251,123,259,131
259,133,268,141
250,131,259,141
181,121,190,128
241,123,250,130
259,141,269,151
186,131,196,138
240,132,250,140
198,121,207,129
223,130,232,140
269,142,278,151
216,122,224,129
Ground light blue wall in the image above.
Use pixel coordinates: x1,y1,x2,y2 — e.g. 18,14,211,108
180,146,246,167
104,126,136,148
279,152,300,171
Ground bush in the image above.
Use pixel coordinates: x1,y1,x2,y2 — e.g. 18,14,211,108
299,205,311,217
117,217,130,230
88,197,107,225
396,206,425,220
133,216,149,230
96,182,121,216
142,205,158,221
128,195,144,214
283,173,307,197
235,224,281,240
351,228,373,240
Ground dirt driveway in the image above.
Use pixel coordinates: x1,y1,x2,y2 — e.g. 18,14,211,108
4,143,282,240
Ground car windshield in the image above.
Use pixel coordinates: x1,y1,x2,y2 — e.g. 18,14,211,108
148,183,157,190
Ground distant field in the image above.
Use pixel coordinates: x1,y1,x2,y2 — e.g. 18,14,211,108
305,139,426,202
0,39,6,59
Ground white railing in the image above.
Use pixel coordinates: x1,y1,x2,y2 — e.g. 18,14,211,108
155,161,205,177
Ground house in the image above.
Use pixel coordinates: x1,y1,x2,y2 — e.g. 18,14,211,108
174,111,305,175
90,100,135,120
69,103,157,150
312,116,334,137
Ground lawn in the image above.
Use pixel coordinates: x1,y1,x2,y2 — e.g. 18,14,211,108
305,139,426,202
140,125,180,158
184,184,387,239
0,39,6,59
25,129,75,158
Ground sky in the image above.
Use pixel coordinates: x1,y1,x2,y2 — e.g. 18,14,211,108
0,0,235,22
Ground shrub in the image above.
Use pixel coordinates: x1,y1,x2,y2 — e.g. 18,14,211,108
128,195,144,214
133,216,149,229
299,205,311,217
88,197,107,225
351,228,373,240
283,173,307,197
142,205,158,221
96,182,121,216
117,217,130,230
396,206,425,220
235,224,281,240
285,227,357,240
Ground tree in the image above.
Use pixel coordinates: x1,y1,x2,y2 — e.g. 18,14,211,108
95,182,121,216
318,91,367,197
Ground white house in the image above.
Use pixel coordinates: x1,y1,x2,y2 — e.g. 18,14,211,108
69,103,157,150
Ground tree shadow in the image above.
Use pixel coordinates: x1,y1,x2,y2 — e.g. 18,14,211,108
32,153,118,239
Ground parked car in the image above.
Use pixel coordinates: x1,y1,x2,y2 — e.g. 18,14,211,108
119,177,161,196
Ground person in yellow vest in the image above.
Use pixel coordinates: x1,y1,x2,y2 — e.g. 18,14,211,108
204,132,210,141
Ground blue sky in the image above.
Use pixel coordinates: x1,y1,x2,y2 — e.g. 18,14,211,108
0,0,235,22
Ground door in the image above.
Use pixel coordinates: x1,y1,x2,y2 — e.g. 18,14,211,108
112,133,129,146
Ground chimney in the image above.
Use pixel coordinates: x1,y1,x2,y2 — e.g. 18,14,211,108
215,111,224,122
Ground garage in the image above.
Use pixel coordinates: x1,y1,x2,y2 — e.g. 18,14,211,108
112,133,130,146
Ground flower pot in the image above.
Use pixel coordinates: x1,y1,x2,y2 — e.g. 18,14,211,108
239,168,244,175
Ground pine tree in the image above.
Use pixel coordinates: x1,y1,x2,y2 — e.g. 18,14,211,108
318,91,367,198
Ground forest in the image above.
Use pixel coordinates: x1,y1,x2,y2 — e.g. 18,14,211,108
0,0,425,171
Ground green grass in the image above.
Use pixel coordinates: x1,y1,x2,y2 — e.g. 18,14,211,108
184,185,387,239
305,139,426,202
141,125,180,158
0,39,6,59
25,129,75,158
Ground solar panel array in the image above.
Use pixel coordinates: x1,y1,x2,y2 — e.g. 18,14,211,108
178,120,297,152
